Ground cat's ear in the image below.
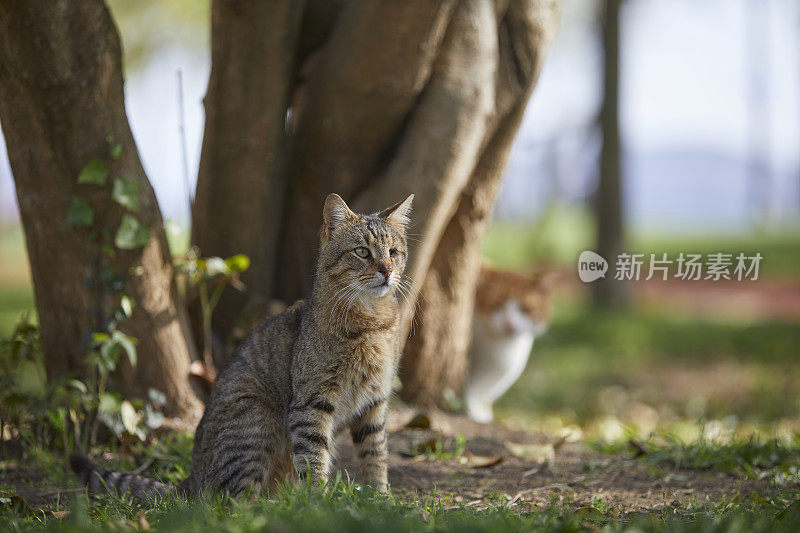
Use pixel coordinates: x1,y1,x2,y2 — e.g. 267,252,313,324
379,194,414,227
322,193,357,240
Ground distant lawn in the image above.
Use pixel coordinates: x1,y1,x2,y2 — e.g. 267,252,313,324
483,204,800,279
497,303,800,429
0,286,35,338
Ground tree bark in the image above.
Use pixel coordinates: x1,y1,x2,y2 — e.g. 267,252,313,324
593,0,628,308
399,0,560,405
351,0,498,335
0,0,201,419
276,0,458,301
192,0,304,358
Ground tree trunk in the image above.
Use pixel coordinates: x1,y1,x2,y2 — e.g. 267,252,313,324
351,0,498,335
193,0,560,406
277,0,458,302
192,0,304,358
0,0,201,419
593,0,628,308
399,0,560,405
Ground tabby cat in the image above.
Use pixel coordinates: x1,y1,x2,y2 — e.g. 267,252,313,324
71,193,414,500
464,265,553,423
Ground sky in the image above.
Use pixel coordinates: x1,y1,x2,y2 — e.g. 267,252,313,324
1,0,799,234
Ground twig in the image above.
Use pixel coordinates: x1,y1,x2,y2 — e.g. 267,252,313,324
176,69,193,212
132,456,156,474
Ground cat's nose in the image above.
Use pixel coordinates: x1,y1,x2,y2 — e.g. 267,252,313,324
378,264,393,278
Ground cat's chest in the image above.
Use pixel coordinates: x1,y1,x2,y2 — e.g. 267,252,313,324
470,313,535,370
333,332,396,420
341,333,395,388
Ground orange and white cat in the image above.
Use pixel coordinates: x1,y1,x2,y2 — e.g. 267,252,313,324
465,265,554,423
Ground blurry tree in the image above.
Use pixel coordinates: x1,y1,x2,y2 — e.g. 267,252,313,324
0,0,202,419
593,0,628,308
193,0,560,406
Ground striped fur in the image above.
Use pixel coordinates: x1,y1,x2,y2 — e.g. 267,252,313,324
71,193,413,500
69,453,179,502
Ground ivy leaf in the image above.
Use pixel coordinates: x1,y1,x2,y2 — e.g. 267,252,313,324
120,400,140,435
77,158,108,186
144,405,164,430
68,379,88,394
114,215,150,249
204,257,229,278
99,391,122,413
120,295,134,318
65,196,94,227
225,254,250,273
108,140,123,160
99,341,120,371
147,388,167,407
91,332,110,344
112,177,139,212
112,330,138,367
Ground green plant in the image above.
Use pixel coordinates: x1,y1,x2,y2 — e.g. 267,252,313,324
401,433,468,462
174,248,249,370
0,139,176,458
63,137,158,450
0,315,166,463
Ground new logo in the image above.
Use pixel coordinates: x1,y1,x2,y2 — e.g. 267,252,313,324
578,251,608,282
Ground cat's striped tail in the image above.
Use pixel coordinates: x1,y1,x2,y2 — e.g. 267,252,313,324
70,453,174,502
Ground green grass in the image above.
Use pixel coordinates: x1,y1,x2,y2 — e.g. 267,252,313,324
643,436,800,479
497,304,800,426
1,484,571,532
1,468,799,532
591,434,800,480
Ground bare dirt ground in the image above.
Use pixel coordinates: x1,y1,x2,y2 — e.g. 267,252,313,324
332,409,776,513
556,274,800,322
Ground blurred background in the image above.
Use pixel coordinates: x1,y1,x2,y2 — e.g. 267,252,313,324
1,0,799,441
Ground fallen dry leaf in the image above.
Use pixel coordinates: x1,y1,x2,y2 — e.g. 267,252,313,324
463,452,504,468
405,413,432,430
522,466,540,478
505,442,556,463
0,492,33,515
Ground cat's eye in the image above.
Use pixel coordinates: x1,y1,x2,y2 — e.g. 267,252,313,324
389,248,398,258
354,247,371,259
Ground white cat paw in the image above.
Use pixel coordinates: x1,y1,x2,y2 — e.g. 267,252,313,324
466,401,494,424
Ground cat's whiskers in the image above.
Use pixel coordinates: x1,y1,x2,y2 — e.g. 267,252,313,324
328,280,363,322
393,279,417,337
395,277,422,336
333,284,364,327
342,282,366,331
327,279,361,305
401,275,428,305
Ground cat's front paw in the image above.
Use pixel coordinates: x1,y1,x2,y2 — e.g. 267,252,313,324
466,399,494,423
361,470,388,494
364,479,388,494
